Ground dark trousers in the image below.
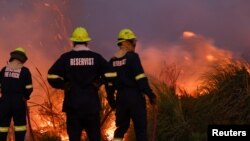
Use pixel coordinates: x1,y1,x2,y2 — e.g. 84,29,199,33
114,90,147,141
66,112,101,141
0,99,27,141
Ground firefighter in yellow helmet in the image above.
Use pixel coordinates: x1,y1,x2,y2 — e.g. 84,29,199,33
105,28,157,141
47,26,112,141
0,47,33,141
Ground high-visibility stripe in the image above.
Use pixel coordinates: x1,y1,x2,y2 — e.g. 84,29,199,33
135,73,146,80
47,74,63,80
104,72,117,78
113,138,123,141
0,127,9,132
25,84,33,89
14,125,26,131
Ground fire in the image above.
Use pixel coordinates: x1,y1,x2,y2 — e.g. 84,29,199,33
139,31,233,94
184,56,190,61
206,54,215,62
103,121,116,141
182,31,196,39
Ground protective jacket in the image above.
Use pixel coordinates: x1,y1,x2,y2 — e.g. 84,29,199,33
105,51,156,141
106,51,155,104
47,47,111,114
0,66,33,141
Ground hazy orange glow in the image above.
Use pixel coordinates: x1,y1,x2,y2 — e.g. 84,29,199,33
206,54,215,62
103,120,116,141
138,31,233,94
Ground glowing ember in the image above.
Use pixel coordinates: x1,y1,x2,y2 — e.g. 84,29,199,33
182,31,196,39
206,54,215,62
44,3,50,7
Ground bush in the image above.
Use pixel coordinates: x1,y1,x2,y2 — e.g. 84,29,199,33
36,131,61,141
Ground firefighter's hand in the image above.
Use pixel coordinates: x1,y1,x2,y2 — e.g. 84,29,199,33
0,92,2,98
149,94,157,105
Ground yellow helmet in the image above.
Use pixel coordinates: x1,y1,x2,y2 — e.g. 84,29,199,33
70,27,91,42
14,47,26,54
117,28,136,44
10,47,28,63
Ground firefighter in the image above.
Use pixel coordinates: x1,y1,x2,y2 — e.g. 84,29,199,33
47,26,112,141
0,47,33,141
105,28,157,141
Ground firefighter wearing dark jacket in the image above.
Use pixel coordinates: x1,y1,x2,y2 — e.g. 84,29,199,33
105,29,157,141
47,26,111,141
0,47,33,141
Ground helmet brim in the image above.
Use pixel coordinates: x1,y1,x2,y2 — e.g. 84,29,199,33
70,37,91,42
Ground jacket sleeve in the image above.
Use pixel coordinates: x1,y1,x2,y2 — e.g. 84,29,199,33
97,55,112,86
47,55,65,89
128,53,156,99
24,68,33,100
103,59,117,109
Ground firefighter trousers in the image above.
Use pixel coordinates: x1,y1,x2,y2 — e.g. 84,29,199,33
0,99,27,141
66,112,101,141
114,90,147,141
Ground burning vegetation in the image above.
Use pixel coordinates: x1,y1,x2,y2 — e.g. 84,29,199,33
17,57,249,141
1,1,250,141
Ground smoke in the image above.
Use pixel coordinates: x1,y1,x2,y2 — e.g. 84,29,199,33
0,0,70,68
138,31,233,93
79,0,250,60
1,0,249,94
0,1,72,111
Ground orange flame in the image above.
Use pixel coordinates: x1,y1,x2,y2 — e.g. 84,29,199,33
138,31,233,94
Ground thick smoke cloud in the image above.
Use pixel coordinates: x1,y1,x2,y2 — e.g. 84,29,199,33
1,0,249,60
0,0,70,105
72,0,250,60
0,0,69,69
0,0,249,94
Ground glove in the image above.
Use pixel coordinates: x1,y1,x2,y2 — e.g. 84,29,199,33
148,93,157,105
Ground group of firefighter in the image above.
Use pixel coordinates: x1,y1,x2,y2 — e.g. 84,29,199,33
0,27,157,141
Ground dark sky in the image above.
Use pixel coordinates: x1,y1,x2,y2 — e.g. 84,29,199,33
1,0,250,61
